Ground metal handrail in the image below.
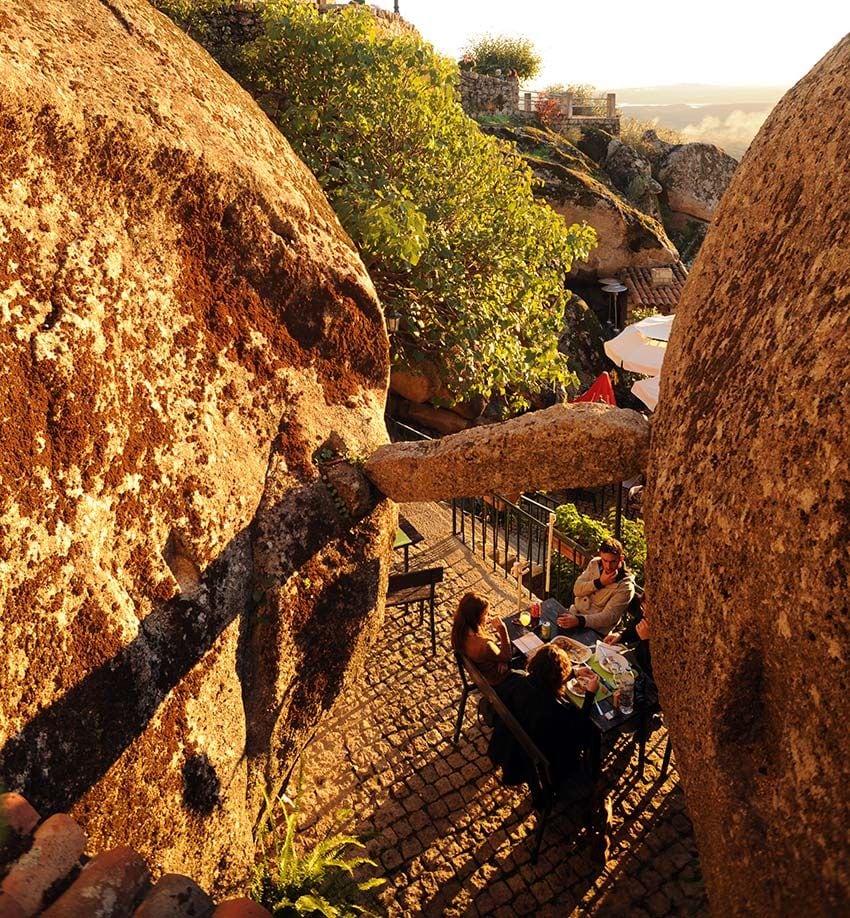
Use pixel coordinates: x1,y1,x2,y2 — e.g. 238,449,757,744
385,416,434,443
451,492,592,605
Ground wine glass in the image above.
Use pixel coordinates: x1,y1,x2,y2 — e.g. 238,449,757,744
518,609,531,629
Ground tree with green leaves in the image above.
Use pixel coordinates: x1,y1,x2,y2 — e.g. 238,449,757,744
156,0,596,409
462,34,542,80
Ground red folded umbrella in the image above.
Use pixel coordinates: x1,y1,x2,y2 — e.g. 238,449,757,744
574,371,617,406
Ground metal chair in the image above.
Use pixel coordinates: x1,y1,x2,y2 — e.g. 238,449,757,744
385,566,443,654
452,651,480,745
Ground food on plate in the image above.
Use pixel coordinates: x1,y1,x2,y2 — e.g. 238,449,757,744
566,677,587,696
551,635,591,663
598,650,631,675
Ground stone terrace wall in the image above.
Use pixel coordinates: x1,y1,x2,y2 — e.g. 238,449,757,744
459,71,520,117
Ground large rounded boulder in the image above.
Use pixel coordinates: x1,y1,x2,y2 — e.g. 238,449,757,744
654,141,737,224
648,36,850,914
0,0,391,894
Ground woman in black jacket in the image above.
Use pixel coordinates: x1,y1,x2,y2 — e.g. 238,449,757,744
490,644,598,784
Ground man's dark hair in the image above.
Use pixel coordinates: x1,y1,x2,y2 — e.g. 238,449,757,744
599,537,624,558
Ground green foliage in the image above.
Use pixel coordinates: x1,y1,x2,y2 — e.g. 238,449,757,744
542,83,599,102
554,502,646,585
555,503,610,553
626,304,658,325
252,767,384,917
610,510,646,586
462,34,541,80
619,117,684,152
159,0,596,409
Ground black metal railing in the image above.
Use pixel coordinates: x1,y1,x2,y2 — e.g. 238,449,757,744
451,492,593,605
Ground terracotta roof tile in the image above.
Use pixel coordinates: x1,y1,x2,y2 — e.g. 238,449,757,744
1,815,86,916
0,794,269,916
618,263,688,315
134,873,214,917
0,796,40,840
42,847,149,917
0,893,28,918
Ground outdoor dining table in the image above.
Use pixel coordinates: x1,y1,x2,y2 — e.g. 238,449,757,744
502,597,645,770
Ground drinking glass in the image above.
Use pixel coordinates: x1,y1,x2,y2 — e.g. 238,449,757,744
618,671,635,715
518,609,531,628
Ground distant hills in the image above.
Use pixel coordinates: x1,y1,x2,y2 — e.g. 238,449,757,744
609,84,790,159
612,83,788,105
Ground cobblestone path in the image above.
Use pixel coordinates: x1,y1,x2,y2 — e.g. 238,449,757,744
299,502,708,917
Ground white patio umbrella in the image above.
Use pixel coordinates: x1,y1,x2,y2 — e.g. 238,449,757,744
631,375,660,410
603,313,675,376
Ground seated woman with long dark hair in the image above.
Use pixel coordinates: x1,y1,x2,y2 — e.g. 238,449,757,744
484,643,598,782
522,644,598,778
450,591,516,693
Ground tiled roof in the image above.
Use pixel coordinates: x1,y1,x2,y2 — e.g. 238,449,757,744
0,793,271,917
619,263,688,315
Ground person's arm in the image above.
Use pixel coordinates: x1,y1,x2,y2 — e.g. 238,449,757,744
573,559,601,598
490,617,513,662
583,579,635,633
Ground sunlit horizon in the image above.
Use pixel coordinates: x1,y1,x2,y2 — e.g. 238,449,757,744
376,0,846,93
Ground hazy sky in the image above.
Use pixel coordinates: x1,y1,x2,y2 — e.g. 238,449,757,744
382,0,847,90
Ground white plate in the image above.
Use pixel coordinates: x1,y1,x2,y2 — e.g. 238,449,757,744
551,635,592,664
599,650,631,675
566,677,589,697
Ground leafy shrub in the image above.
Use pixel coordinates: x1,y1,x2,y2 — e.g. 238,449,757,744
252,767,384,917
554,502,646,585
555,502,609,551
462,34,541,80
607,509,646,586
156,0,597,410
534,97,562,130
619,117,684,153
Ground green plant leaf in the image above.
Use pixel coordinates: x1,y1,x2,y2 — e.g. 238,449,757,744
294,893,341,917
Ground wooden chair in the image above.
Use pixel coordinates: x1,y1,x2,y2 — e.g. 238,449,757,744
385,566,443,654
457,656,557,863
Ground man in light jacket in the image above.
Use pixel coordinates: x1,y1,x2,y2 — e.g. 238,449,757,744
557,538,635,634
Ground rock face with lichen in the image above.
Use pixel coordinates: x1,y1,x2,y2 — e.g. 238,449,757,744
648,36,850,914
478,123,678,278
0,0,391,895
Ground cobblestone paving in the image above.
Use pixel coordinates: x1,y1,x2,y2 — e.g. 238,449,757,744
299,502,708,917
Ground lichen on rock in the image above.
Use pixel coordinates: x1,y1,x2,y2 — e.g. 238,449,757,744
648,34,850,914
0,0,391,894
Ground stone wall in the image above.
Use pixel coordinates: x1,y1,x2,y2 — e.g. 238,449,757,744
459,70,520,117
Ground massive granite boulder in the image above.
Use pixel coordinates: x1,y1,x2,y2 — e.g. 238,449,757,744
536,163,678,277
648,35,850,914
654,141,738,224
603,138,663,220
0,0,391,895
